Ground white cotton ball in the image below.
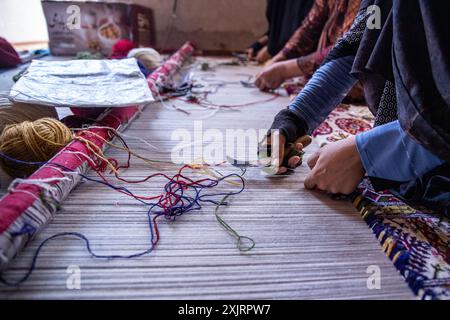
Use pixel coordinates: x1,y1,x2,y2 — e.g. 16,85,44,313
127,48,162,70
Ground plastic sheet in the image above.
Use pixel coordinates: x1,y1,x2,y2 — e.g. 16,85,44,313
9,58,154,108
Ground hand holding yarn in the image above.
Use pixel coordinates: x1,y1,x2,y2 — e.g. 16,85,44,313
255,61,293,91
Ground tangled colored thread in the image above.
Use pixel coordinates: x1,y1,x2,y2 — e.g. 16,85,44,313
0,124,253,285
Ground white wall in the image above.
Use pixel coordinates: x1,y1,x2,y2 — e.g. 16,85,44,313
0,0,49,43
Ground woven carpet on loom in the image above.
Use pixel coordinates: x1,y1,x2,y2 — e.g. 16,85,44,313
312,104,450,300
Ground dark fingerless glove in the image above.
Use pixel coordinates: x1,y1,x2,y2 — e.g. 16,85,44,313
249,41,264,55
268,108,309,145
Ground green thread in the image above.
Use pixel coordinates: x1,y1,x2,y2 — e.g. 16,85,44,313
214,194,255,252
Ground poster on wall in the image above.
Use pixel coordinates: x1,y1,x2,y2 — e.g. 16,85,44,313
41,0,155,56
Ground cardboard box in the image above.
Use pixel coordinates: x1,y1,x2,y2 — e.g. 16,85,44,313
42,0,154,56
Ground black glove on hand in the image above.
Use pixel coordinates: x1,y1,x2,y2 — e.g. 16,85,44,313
267,108,309,145
249,41,264,56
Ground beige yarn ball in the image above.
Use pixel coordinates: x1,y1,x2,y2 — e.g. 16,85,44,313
127,48,162,70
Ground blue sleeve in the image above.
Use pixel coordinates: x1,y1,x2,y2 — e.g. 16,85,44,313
356,120,445,182
288,55,357,134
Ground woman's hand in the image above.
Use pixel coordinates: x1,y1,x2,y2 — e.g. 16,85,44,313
267,52,287,66
255,62,290,91
304,136,365,194
260,132,312,174
255,46,272,64
255,59,305,91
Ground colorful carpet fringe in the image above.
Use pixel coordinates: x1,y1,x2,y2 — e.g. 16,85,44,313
312,104,450,300
353,180,450,300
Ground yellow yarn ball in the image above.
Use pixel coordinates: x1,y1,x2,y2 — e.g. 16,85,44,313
0,99,58,135
0,118,73,178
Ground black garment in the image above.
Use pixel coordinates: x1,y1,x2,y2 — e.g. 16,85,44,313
392,1,450,163
350,0,450,162
396,163,450,218
370,163,450,218
265,0,314,57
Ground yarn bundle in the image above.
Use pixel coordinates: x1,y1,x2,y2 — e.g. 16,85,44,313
0,118,72,178
109,39,135,59
0,99,58,135
0,37,20,67
127,48,162,70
